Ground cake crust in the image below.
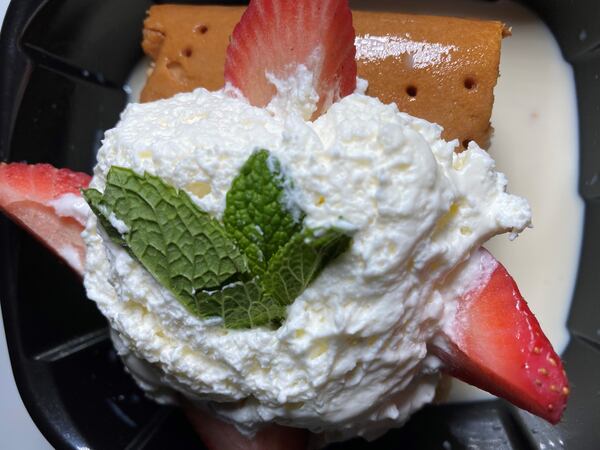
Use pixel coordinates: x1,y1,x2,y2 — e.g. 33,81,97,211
141,4,508,149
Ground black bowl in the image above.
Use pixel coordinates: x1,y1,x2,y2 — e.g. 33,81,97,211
1,1,599,449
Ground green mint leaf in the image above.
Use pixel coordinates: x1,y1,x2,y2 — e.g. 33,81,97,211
262,228,351,306
224,150,302,274
196,279,285,329
84,158,353,331
88,165,250,299
83,188,128,247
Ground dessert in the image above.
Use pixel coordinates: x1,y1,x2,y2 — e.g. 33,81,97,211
0,0,569,446
141,4,508,148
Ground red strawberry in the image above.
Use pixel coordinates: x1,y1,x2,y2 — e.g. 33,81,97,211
0,163,91,276
431,248,569,423
224,0,357,117
185,405,308,450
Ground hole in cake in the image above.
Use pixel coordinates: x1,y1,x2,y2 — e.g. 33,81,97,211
166,61,187,83
194,24,209,34
464,77,477,90
462,138,472,148
182,47,193,58
406,85,418,97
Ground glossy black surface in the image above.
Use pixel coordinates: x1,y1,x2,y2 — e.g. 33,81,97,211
1,1,599,449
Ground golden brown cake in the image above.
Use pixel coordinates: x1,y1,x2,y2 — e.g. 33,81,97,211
141,5,508,149
141,5,243,102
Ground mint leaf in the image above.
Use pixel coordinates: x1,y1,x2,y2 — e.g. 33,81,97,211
262,228,351,306
87,165,250,297
224,150,302,274
196,279,285,329
84,159,353,331
83,188,127,247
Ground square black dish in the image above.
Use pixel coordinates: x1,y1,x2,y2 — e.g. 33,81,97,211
1,0,599,449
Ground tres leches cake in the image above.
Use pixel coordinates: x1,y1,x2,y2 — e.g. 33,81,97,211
0,0,568,447
141,4,509,149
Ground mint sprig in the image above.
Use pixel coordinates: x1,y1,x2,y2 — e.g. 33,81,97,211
84,188,128,249
263,229,351,306
196,280,285,329
83,167,250,311
85,150,351,330
224,150,302,274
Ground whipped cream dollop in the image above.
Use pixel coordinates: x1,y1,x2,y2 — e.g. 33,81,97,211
83,79,530,442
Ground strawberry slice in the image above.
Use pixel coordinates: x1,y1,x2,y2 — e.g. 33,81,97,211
224,0,357,116
185,405,308,450
0,163,91,276
430,248,569,423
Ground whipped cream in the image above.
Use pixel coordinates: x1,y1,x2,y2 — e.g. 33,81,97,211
83,80,530,442
48,192,90,226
